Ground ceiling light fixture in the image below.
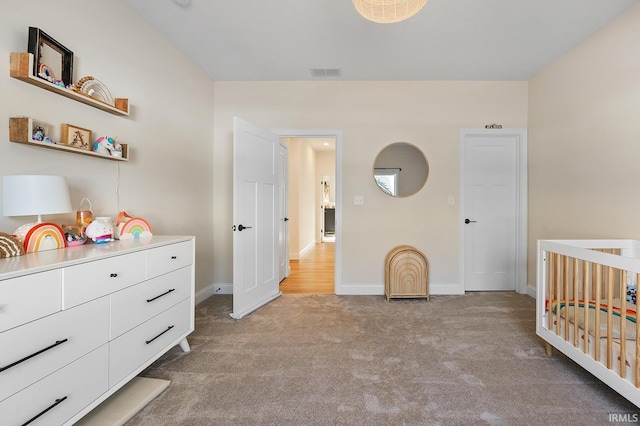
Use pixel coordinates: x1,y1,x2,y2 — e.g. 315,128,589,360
172,0,191,7
353,0,427,24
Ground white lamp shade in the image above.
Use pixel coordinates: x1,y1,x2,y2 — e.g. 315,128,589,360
353,0,427,24
3,175,72,219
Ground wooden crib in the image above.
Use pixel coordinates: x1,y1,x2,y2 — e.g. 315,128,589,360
537,239,640,407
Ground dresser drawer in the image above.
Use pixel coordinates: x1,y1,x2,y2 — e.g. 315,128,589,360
110,298,191,387
147,240,193,279
0,270,61,333
0,344,108,426
111,266,192,339
0,297,109,402
63,251,146,308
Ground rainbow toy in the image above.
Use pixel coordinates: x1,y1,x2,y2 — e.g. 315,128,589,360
23,222,66,253
115,212,152,240
38,63,55,82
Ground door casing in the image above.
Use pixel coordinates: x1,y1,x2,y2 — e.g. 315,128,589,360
278,140,290,281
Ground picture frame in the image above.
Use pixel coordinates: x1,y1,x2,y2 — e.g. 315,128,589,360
27,27,73,87
60,123,92,151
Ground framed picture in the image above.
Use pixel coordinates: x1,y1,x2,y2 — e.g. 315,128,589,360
27,27,73,87
60,124,92,151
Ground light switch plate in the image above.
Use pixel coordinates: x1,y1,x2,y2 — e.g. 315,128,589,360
354,195,364,205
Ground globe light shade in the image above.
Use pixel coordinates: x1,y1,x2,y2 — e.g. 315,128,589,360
353,0,428,24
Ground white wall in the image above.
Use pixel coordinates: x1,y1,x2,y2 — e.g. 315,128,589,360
0,1,215,296
213,81,528,293
528,3,640,286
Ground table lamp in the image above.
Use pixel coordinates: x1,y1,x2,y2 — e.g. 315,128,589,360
3,175,72,241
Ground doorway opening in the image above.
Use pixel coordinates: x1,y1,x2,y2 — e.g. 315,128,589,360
275,130,342,295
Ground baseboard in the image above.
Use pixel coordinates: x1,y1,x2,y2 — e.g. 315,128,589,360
430,283,465,295
298,240,316,259
200,282,536,300
335,284,384,295
290,240,316,261
526,284,536,299
336,282,464,296
196,283,231,305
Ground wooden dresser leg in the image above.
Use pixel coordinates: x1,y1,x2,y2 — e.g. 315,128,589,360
179,338,191,353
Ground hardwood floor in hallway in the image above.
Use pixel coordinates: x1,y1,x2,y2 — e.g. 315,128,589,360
280,242,334,294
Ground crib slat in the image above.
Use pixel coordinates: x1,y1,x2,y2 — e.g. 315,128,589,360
555,254,562,335
583,260,590,354
595,263,602,362
636,272,640,388
573,257,579,347
548,252,554,332
620,270,627,379
606,266,614,369
564,255,570,341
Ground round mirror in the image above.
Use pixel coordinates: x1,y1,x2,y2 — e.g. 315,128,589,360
373,142,429,197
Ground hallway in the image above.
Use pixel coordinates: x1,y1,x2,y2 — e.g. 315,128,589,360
280,242,334,294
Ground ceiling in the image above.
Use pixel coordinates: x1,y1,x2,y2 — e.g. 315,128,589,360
121,0,637,82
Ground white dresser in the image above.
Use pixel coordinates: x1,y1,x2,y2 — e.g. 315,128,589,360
0,235,195,426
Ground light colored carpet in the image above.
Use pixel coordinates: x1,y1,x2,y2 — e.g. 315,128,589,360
125,293,639,425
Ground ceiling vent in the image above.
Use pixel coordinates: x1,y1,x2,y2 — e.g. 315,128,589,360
310,68,342,78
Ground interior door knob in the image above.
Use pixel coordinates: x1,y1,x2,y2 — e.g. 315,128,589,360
238,224,252,231
465,218,477,224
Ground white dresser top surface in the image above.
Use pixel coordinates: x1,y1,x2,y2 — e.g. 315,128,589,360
0,235,194,280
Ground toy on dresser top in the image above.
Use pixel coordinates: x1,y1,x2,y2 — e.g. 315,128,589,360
85,217,115,244
0,232,25,258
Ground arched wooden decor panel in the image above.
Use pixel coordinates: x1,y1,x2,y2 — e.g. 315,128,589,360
385,245,429,301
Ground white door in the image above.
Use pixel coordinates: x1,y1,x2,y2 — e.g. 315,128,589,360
231,117,281,319
462,131,524,291
278,141,290,281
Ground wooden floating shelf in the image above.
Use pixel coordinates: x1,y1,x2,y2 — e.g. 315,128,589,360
10,138,129,162
10,52,129,116
9,117,129,162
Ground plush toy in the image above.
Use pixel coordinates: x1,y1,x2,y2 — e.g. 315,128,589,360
93,136,122,156
85,217,114,244
627,285,637,305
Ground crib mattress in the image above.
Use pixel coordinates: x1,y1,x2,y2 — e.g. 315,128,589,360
551,299,637,340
